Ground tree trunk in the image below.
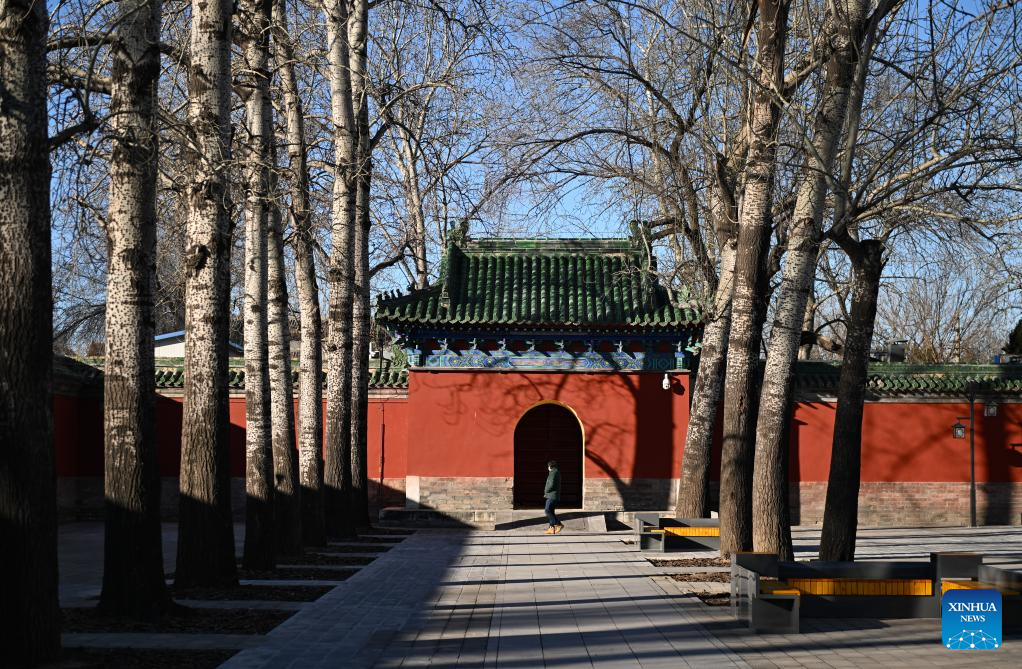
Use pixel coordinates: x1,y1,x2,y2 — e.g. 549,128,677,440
820,239,884,560
240,0,276,572
718,0,789,556
798,288,816,360
268,198,302,556
676,240,735,517
273,0,325,547
99,0,172,619
350,181,371,529
0,1,61,662
175,0,238,589
752,0,867,559
323,0,358,538
396,127,429,288
348,0,372,530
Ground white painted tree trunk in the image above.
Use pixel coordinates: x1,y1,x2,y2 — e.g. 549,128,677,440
323,0,358,538
240,0,276,571
274,0,325,546
176,0,238,588
267,199,302,556
0,1,60,661
99,0,172,618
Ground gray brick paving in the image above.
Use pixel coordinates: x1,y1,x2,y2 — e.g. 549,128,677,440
57,521,1022,667
218,524,1022,669
220,530,746,669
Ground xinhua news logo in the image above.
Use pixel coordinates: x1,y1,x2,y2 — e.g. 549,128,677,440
942,589,1002,649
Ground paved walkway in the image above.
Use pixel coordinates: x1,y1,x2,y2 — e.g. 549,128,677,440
221,531,744,669
218,525,1022,668
57,522,1022,667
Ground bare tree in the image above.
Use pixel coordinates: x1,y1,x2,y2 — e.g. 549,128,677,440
677,170,739,517
240,0,277,571
818,0,1022,559
0,0,61,662
175,0,238,588
751,0,887,559
267,189,302,556
273,0,325,546
349,0,373,530
99,0,173,618
323,0,358,538
718,0,790,556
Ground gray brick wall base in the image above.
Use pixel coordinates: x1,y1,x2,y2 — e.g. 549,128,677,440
791,481,1022,527
58,476,247,521
57,475,1022,528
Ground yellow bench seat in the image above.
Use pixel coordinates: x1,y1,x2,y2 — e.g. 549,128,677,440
942,579,1019,596
780,578,933,596
759,580,800,596
648,526,720,537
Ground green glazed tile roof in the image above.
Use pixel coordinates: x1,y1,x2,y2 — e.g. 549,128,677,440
75,357,1022,396
795,362,1022,396
151,366,409,390
81,357,410,390
375,238,703,331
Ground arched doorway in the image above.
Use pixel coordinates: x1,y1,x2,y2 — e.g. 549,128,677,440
513,403,583,508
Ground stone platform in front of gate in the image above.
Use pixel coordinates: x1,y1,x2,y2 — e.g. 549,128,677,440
378,508,689,531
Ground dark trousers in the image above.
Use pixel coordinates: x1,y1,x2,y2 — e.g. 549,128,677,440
544,498,560,526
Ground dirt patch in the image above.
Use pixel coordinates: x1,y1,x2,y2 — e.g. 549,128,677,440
238,567,357,581
61,607,293,635
171,584,332,602
276,553,374,567
668,572,730,583
648,557,730,568
52,648,236,669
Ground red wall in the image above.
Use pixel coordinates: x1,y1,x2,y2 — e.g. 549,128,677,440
405,370,691,480
791,401,1022,483
53,380,1022,485
56,395,409,480
367,399,408,479
54,395,104,477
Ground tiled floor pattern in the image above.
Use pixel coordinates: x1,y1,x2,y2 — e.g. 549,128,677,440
57,522,1022,667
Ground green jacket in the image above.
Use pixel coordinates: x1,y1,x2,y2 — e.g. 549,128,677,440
544,468,561,502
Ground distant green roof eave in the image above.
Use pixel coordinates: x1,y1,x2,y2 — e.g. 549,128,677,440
375,237,706,330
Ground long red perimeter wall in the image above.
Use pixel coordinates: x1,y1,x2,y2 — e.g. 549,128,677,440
55,369,1022,526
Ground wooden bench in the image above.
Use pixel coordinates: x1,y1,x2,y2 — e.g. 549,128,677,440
732,552,985,633
638,517,720,552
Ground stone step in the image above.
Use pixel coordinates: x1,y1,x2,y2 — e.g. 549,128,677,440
173,600,306,611
62,632,263,650
378,507,658,531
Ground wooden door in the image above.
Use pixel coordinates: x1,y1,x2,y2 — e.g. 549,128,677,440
513,403,583,508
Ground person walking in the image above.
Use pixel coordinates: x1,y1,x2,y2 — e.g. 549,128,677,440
544,460,563,534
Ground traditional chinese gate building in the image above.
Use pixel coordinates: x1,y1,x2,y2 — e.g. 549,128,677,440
374,236,704,512
50,235,1022,527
